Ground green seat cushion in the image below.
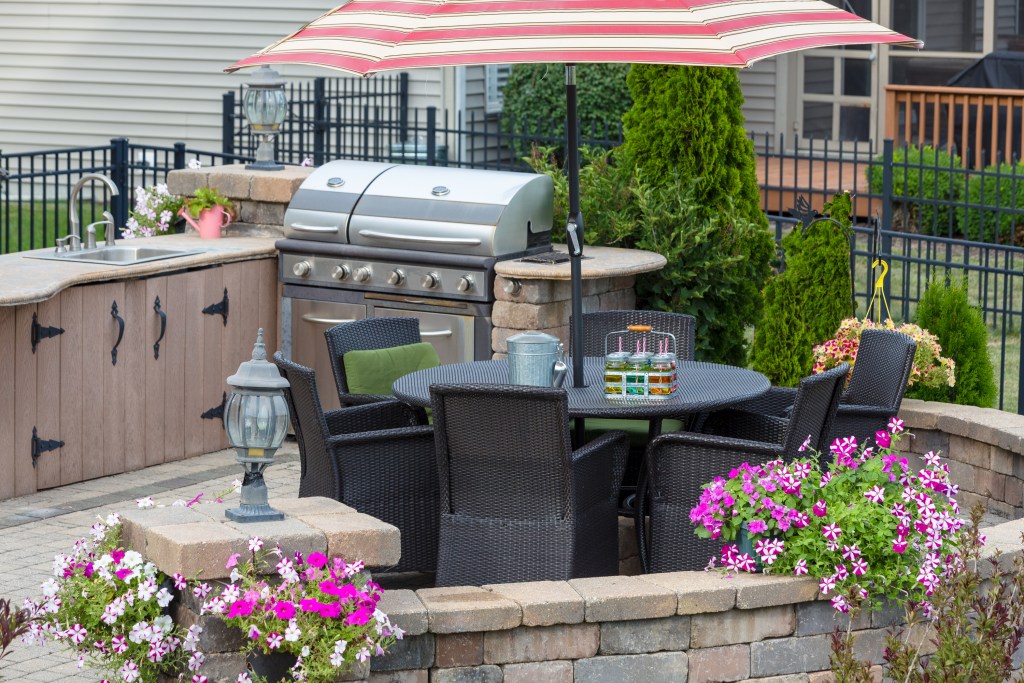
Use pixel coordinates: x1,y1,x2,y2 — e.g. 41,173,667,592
344,342,441,397
579,417,685,448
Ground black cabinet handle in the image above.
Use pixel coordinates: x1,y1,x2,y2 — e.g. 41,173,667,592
153,296,167,360
110,301,125,366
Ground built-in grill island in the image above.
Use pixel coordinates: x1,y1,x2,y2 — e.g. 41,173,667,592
277,160,553,410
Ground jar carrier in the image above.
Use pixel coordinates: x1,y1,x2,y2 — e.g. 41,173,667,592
603,325,677,400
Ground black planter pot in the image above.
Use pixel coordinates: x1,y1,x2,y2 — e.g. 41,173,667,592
247,650,298,682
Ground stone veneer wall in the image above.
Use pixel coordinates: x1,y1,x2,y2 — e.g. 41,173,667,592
490,275,636,360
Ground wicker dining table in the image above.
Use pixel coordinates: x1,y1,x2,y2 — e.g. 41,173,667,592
393,357,771,442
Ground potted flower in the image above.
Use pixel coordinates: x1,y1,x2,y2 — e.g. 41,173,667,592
123,183,186,239
178,186,235,240
21,511,204,682
812,317,955,389
202,538,402,683
691,420,964,613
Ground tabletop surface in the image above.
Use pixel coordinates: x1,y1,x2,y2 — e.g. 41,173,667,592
392,357,770,419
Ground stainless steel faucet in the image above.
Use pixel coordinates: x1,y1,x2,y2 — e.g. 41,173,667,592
68,173,120,247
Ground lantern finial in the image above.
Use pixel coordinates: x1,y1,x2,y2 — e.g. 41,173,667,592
252,328,267,361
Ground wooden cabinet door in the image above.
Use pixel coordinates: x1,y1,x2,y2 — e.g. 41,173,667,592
162,273,187,462
3,304,38,497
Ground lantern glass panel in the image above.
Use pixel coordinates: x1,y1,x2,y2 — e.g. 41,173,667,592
243,88,287,132
225,390,289,449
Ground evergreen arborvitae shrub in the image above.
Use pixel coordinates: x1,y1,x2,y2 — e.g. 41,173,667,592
751,192,855,385
621,65,766,231
617,65,772,365
751,275,815,387
500,64,632,160
907,278,997,408
787,193,855,344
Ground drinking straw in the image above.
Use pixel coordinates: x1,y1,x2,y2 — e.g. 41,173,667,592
618,336,622,352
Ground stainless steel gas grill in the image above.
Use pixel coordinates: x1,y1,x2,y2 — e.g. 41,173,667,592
277,160,554,410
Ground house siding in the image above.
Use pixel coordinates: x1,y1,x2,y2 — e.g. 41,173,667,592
739,57,780,143
0,0,444,156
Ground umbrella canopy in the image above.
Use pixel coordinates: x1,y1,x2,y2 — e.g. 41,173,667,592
228,0,920,387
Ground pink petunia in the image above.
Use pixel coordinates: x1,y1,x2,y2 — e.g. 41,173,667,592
875,430,891,449
273,601,296,620
307,552,328,568
226,553,241,570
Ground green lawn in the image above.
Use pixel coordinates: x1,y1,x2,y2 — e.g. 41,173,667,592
851,231,1022,412
1,201,103,254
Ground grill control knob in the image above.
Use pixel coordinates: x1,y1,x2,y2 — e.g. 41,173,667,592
420,272,440,289
331,265,350,281
293,260,312,277
353,266,372,283
456,275,475,293
387,269,406,286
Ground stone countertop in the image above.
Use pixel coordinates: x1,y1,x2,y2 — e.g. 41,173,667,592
494,243,666,280
0,231,280,307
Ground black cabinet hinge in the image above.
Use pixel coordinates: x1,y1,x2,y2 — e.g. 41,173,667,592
31,312,64,353
31,426,64,468
202,288,229,326
201,392,227,424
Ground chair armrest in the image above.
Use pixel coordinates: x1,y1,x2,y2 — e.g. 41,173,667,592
836,404,897,418
326,424,434,449
727,387,797,417
700,409,787,446
572,430,629,509
648,431,786,460
339,393,394,407
324,400,421,436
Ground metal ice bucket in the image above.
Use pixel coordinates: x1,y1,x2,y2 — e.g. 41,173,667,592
506,331,568,388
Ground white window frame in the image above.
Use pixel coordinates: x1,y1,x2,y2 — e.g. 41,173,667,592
485,64,511,114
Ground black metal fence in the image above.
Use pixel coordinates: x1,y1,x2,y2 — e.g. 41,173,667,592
222,74,623,170
0,139,250,254
759,134,1024,413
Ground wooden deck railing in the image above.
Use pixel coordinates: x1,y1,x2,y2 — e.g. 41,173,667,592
884,84,1024,168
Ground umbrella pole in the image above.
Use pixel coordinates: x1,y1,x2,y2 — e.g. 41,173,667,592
565,64,585,389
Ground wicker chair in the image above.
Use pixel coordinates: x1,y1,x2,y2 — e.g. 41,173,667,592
429,383,629,586
569,310,696,361
324,317,422,407
568,310,697,503
636,362,849,573
723,329,917,446
272,352,439,574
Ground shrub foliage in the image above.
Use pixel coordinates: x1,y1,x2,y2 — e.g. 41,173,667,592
907,277,997,407
528,148,772,365
959,161,1024,243
866,145,964,235
752,193,855,386
621,65,766,231
500,64,632,160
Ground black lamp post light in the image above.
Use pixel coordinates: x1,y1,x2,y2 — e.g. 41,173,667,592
224,328,291,523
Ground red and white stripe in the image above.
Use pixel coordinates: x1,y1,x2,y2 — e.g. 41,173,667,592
227,0,921,75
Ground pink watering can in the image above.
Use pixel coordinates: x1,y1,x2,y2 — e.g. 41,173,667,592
179,206,232,239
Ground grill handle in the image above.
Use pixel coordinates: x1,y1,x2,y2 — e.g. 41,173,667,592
421,329,453,338
357,230,482,246
301,314,358,325
290,223,341,234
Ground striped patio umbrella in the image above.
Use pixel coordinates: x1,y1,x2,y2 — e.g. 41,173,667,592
228,0,920,387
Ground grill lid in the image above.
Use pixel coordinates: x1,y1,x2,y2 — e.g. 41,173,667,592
283,160,553,257
283,161,394,243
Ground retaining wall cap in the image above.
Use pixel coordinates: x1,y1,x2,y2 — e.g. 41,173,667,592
481,580,585,626
416,586,522,633
568,576,677,622
271,496,358,517
901,399,1024,455
376,589,429,636
634,572,736,615
726,574,820,610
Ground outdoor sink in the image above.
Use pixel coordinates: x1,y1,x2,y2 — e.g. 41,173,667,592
25,246,203,266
